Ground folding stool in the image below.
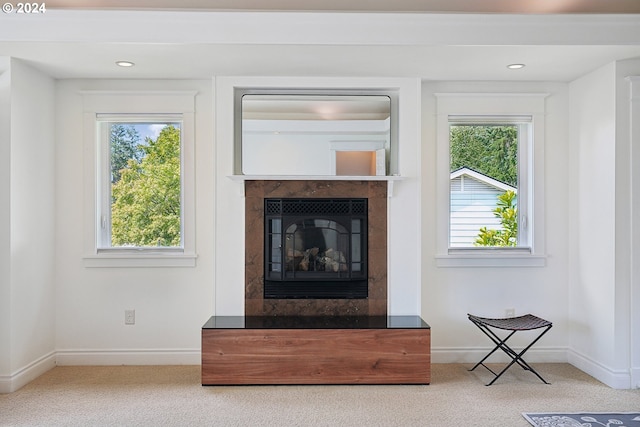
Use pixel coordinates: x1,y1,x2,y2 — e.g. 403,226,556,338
467,313,552,386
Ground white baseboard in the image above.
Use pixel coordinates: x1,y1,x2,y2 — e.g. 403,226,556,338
567,349,632,389
1,349,199,393
3,347,635,392
0,352,56,394
431,346,568,364
55,348,201,366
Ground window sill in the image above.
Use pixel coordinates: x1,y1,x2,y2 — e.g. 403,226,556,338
83,252,197,268
435,253,546,268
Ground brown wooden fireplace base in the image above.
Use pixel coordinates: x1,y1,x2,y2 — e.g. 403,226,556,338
201,316,430,385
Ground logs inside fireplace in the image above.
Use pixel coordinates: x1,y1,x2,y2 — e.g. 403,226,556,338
264,198,368,299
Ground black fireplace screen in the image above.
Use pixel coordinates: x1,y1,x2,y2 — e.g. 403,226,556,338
264,198,368,299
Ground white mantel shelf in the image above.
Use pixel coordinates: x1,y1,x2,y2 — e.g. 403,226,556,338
227,175,404,197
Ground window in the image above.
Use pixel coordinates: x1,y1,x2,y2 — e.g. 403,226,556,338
82,91,196,267
435,93,546,267
97,116,183,250
449,116,531,249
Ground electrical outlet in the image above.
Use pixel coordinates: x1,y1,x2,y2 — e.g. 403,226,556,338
505,308,515,318
125,309,135,325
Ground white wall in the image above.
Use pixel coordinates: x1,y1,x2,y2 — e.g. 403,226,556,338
614,58,640,388
421,81,571,364
0,59,56,393
54,79,215,365
243,132,334,175
0,57,11,381
569,63,617,369
567,60,639,389
10,58,56,377
624,63,640,389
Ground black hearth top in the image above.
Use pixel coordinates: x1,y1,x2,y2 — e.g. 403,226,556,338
202,315,429,329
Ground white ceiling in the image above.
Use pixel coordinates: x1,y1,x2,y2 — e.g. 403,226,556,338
0,8,639,81
3,42,639,82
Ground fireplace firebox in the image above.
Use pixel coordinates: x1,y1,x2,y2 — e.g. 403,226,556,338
264,198,368,299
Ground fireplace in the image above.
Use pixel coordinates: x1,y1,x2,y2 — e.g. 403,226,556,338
244,180,387,317
264,198,368,299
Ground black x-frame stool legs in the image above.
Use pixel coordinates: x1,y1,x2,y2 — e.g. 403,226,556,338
468,313,553,386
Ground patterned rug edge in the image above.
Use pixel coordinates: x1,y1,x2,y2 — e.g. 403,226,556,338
522,412,640,427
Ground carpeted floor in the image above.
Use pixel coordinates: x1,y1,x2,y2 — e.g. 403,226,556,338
1,364,639,426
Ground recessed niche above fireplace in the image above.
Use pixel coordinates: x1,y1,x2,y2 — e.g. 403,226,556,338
235,89,399,177
264,198,368,299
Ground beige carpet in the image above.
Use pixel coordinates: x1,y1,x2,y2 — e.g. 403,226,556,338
1,364,639,426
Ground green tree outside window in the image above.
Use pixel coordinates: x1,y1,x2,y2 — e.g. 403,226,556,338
110,124,181,247
475,190,518,247
450,125,518,186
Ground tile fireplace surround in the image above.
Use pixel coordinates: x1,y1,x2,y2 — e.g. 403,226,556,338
244,180,387,317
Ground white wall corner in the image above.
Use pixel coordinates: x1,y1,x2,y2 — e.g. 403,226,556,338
0,352,56,394
567,349,632,389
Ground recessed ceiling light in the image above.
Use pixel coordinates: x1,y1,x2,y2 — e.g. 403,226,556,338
507,63,526,70
116,61,135,68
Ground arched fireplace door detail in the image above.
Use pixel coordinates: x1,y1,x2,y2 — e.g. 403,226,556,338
264,198,368,299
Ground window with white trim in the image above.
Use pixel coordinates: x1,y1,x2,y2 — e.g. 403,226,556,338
449,116,531,249
435,93,546,267
82,91,197,267
97,116,183,251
